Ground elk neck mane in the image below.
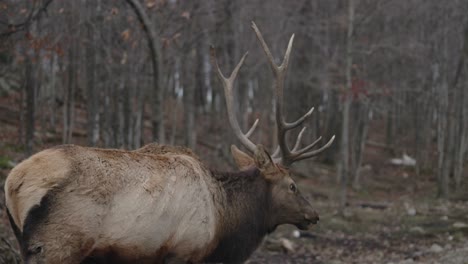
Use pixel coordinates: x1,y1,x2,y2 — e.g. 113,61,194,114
206,167,275,263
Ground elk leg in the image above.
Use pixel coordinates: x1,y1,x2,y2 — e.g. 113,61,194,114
23,228,92,264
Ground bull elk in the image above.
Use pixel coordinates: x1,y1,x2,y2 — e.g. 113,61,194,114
4,22,334,264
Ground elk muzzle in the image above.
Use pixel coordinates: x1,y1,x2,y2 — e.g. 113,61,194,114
294,195,320,230
304,211,319,225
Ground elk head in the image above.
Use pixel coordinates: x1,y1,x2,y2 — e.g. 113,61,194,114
211,22,335,230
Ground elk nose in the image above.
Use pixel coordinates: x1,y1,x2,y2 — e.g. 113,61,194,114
305,211,320,224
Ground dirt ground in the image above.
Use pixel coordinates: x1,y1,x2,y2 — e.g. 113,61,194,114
247,198,468,264
244,159,468,264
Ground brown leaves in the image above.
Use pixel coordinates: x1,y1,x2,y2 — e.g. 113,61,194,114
146,0,157,9
161,33,181,48
111,7,119,15
121,29,131,42
105,7,119,21
181,11,190,20
22,32,64,59
146,0,166,9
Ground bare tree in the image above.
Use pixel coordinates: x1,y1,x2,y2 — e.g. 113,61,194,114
126,0,165,144
338,0,355,213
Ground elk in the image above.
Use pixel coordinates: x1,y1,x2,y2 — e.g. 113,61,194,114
4,22,334,264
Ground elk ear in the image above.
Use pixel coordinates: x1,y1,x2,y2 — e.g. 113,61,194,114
254,145,277,178
231,145,254,170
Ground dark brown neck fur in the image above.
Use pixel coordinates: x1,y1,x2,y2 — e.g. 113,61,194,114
206,167,274,263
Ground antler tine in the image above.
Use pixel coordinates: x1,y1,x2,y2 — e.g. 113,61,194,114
251,22,282,74
252,21,296,163
251,22,334,166
270,107,316,156
245,118,259,138
286,106,315,129
272,146,281,158
296,136,322,154
289,135,336,162
253,21,315,128
210,46,258,154
292,127,308,152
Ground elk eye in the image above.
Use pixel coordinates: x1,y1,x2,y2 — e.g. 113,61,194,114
28,245,43,255
289,183,297,193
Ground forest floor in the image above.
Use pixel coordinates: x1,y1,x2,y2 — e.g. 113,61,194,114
0,101,468,263
248,166,468,264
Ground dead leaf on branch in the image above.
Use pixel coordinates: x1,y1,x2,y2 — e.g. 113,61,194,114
146,0,166,9
162,32,181,48
121,29,131,41
111,7,119,15
146,0,156,9
181,11,190,20
121,52,127,65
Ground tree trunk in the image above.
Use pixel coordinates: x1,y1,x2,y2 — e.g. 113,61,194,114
25,54,35,156
63,40,75,144
437,23,451,198
126,0,165,144
183,50,196,150
133,66,145,149
338,0,355,213
351,102,370,190
49,53,57,132
86,2,99,146
453,20,468,189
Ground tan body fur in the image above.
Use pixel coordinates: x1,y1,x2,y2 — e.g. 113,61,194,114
5,144,221,263
5,142,320,264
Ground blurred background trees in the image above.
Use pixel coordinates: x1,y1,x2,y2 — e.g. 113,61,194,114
0,0,467,204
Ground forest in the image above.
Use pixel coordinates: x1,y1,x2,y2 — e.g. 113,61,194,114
0,0,467,263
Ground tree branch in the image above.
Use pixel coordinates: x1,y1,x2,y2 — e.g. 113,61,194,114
125,0,165,143
0,0,54,38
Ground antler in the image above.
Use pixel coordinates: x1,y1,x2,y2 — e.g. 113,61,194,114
210,46,259,154
210,22,335,167
251,22,335,166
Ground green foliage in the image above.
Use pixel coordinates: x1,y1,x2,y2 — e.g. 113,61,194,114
0,156,13,169
397,212,468,240
2,142,25,153
0,73,21,96
0,52,12,64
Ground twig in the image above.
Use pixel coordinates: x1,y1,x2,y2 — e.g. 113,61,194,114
0,0,54,38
